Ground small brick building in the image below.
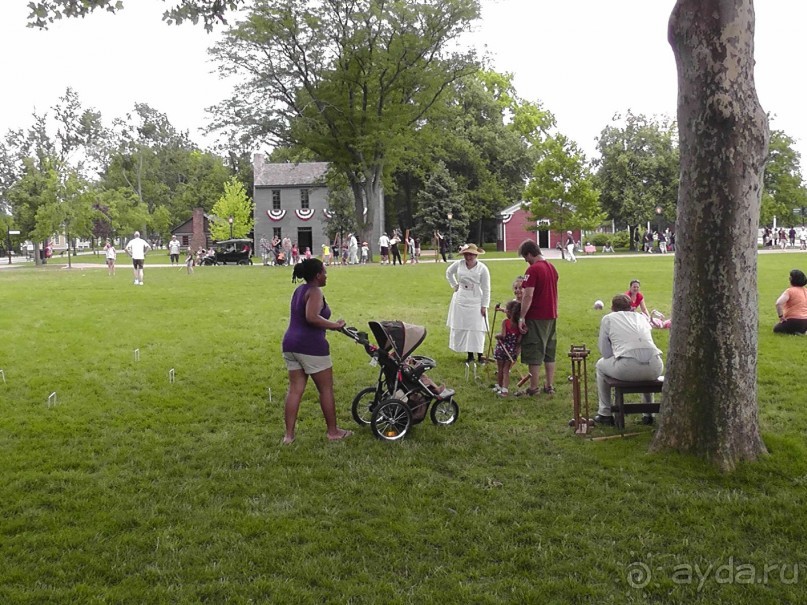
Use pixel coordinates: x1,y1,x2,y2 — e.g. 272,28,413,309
497,202,580,253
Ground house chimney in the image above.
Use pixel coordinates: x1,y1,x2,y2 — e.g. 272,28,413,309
190,208,206,252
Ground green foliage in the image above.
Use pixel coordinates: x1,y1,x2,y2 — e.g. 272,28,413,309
524,134,604,232
595,111,679,242
761,129,807,226
27,0,242,32
413,161,467,244
391,70,551,243
209,177,253,241
0,255,805,603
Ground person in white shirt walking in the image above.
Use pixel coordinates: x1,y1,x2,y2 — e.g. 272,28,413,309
168,235,181,265
125,231,152,285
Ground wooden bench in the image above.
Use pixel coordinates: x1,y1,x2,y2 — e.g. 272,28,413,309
603,376,664,430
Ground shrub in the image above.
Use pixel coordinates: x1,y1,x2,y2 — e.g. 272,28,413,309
588,231,631,249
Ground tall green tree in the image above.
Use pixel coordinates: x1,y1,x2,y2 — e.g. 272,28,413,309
208,0,480,245
524,134,604,252
413,161,467,250
390,70,552,244
760,129,807,226
595,111,679,248
209,177,253,241
102,105,231,233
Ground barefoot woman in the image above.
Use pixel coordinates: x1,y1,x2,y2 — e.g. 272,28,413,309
282,258,352,444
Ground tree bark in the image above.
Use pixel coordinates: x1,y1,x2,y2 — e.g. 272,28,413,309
650,0,769,471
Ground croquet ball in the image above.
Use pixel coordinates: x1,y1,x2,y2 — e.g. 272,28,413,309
593,299,604,310
568,418,576,427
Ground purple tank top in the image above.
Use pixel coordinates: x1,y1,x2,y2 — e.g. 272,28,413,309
282,282,332,356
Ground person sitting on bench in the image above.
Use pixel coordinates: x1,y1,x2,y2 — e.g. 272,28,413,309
594,294,664,426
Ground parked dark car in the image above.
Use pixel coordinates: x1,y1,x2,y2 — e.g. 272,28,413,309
200,239,254,265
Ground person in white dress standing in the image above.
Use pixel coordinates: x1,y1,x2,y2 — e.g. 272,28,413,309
446,243,491,363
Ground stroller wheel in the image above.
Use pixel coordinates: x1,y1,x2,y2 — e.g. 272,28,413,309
371,398,411,441
430,398,459,425
351,386,380,426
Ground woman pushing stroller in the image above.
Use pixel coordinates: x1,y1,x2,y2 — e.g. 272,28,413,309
281,258,353,444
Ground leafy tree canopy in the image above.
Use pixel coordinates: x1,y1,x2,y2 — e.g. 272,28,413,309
524,134,604,234
27,0,242,31
761,129,807,226
208,0,481,239
209,177,253,241
595,111,679,240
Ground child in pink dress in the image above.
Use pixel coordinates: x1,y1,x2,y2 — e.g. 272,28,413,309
493,300,522,397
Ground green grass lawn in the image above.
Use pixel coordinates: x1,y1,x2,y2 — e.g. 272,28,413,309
1,254,806,603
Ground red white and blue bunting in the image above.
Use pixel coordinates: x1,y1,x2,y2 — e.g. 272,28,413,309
266,209,286,222
322,209,334,219
295,209,316,221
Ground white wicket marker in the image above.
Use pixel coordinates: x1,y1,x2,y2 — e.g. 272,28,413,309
134,349,140,362
169,368,175,383
268,387,272,403
0,369,5,384
47,392,57,408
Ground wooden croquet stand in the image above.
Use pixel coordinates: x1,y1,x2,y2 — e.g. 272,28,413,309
568,345,594,436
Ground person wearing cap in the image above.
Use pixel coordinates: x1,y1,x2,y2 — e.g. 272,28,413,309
360,241,369,264
446,243,491,364
124,230,151,285
565,230,577,263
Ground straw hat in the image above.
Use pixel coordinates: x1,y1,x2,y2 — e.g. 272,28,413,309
459,243,485,255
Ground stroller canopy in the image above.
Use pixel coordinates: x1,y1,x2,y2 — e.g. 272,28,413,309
368,321,427,359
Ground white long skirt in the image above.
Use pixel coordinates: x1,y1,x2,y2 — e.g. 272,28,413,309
447,292,487,353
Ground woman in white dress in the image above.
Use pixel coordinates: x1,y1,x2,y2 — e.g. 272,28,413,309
446,243,491,363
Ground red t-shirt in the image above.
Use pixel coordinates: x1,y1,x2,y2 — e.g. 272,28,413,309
523,259,558,320
626,290,644,310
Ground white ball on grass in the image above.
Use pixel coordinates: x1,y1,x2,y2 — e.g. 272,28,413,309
593,300,604,310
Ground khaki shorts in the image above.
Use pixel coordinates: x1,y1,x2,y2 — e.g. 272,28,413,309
520,319,557,365
283,351,333,375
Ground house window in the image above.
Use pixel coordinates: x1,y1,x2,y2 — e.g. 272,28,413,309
273,228,282,239
300,188,310,209
272,189,281,210
182,235,189,247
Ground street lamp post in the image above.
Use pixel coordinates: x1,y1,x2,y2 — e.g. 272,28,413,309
228,216,234,240
447,211,453,260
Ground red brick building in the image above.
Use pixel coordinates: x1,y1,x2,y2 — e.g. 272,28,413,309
497,203,580,253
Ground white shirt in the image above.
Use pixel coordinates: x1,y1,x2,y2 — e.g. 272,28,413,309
379,234,390,248
598,311,661,362
105,245,116,260
169,238,180,254
126,237,151,260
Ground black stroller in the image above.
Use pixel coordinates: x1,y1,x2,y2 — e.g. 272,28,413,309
341,321,460,441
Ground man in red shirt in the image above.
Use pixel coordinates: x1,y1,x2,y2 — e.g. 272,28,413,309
516,239,559,396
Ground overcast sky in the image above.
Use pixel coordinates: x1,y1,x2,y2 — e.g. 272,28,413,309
1,0,804,161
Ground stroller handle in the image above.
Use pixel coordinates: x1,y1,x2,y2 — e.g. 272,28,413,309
340,325,375,352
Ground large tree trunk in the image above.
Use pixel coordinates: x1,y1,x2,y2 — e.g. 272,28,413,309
349,166,384,260
650,0,769,471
